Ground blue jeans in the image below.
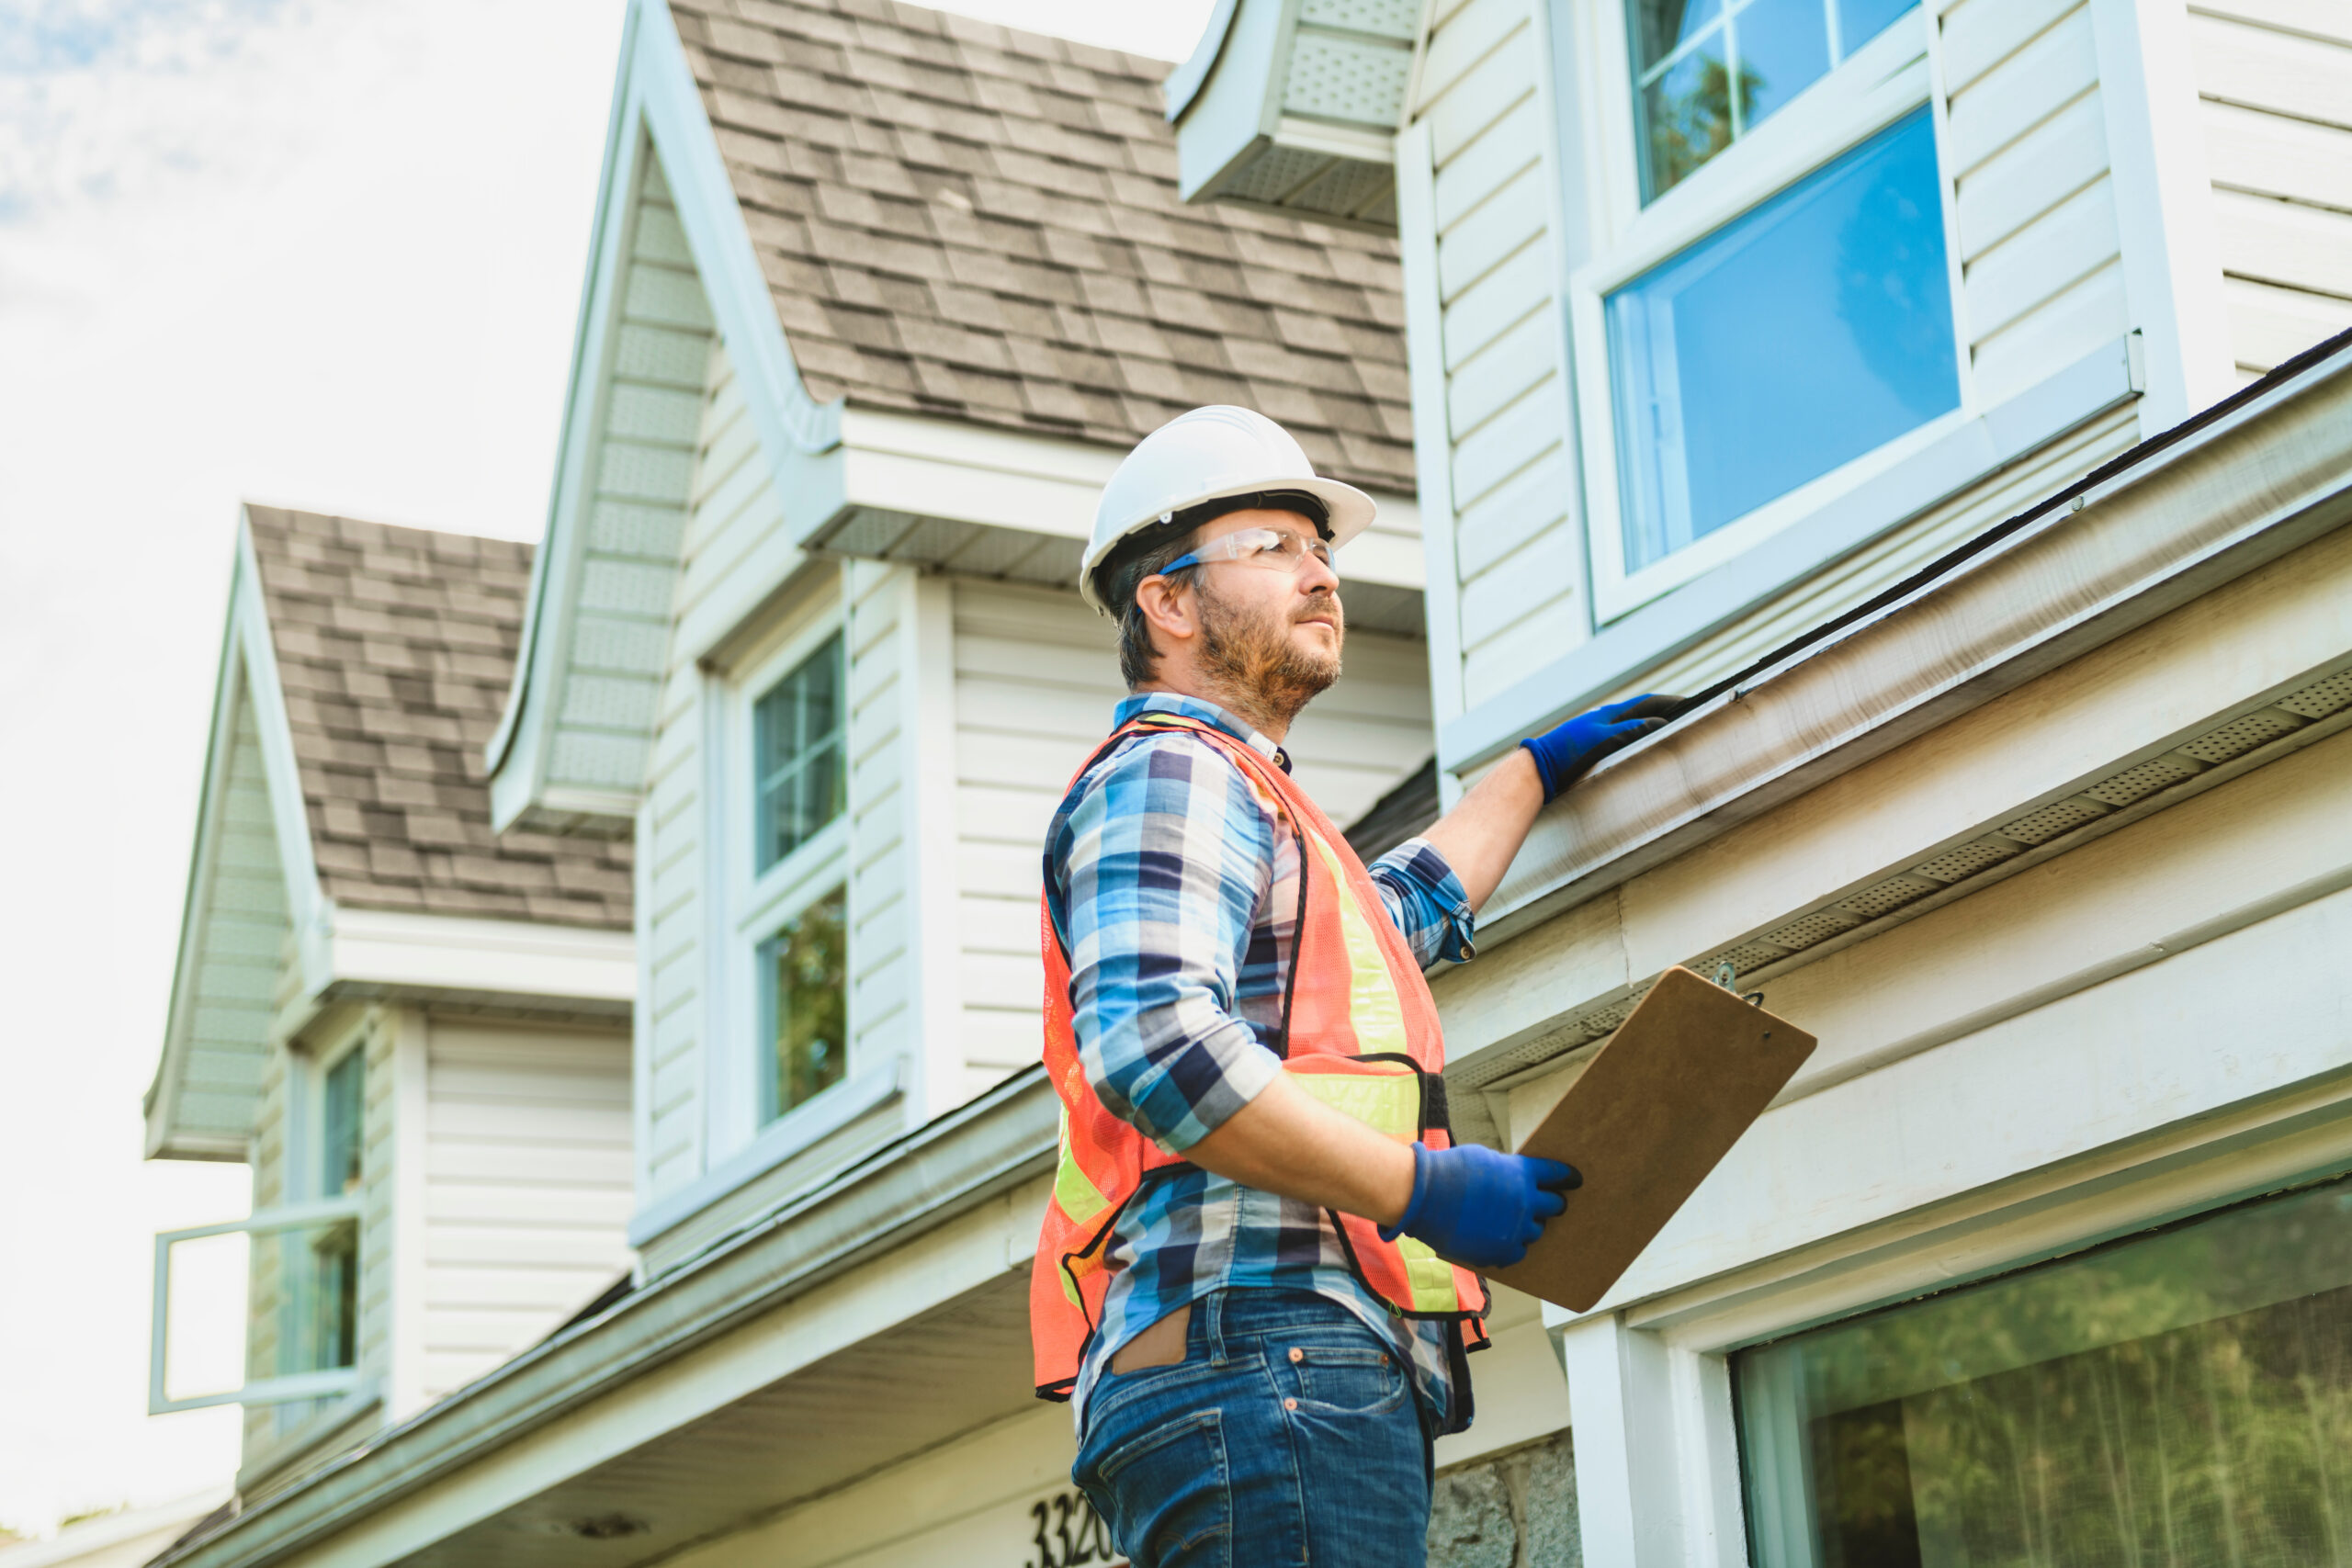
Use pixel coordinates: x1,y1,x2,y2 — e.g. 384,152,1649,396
1073,1289,1434,1568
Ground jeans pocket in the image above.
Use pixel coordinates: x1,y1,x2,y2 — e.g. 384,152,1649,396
1293,1345,1408,1416
1086,1409,1232,1568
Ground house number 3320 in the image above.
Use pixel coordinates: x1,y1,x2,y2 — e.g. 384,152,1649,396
1025,1490,1122,1567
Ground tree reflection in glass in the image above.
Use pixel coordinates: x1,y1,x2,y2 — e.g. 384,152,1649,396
1738,1176,2352,1567
761,887,848,1118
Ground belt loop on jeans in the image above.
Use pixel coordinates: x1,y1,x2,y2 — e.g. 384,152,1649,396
1202,1289,1227,1366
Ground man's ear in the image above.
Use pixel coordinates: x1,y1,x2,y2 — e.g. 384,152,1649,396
1134,574,1198,649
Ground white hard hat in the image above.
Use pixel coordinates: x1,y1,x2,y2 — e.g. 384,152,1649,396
1080,405,1377,614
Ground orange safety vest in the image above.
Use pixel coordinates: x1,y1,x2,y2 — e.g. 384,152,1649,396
1031,713,1488,1401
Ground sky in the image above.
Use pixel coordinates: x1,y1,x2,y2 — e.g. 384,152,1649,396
0,0,1212,1539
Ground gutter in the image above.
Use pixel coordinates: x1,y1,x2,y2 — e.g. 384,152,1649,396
1469,330,2352,954
154,1067,1058,1568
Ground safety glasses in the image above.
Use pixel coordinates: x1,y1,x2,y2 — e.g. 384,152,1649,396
1158,527,1336,580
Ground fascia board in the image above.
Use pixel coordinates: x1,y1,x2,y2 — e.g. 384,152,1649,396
485,0,646,796
831,407,1425,590
232,514,333,992
143,543,255,1157
491,0,854,828
322,908,636,1008
1468,342,2352,952
145,1067,1058,1568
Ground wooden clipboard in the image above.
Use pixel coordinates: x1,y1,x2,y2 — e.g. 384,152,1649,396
1479,966,1816,1312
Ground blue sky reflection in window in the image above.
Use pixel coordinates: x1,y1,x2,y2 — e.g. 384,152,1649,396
1606,108,1957,573
1631,0,1918,199
753,632,846,874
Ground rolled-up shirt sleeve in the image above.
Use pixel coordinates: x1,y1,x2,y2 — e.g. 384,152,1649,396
1057,737,1283,1153
1369,836,1476,968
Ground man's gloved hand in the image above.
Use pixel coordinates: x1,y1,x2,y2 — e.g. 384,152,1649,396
1520,694,1686,801
1382,1144,1582,1270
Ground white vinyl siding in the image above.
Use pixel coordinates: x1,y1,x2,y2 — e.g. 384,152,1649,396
2189,0,2352,381
1942,0,2129,405
543,152,712,803
1418,0,1586,717
176,690,286,1144
949,580,1437,1087
240,1046,290,1458
418,1019,632,1403
639,333,796,1206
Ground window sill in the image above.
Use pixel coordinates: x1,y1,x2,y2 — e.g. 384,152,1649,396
627,1056,905,1248
1440,333,2145,773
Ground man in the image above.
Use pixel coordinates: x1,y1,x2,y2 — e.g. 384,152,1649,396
1033,406,1679,1567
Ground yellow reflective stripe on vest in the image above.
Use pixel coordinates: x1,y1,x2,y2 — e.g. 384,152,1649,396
1288,1064,1419,1140
1396,1235,1462,1313
1053,1104,1112,1229
1302,829,1409,1056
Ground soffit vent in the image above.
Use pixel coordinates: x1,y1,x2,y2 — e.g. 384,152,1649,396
1909,836,2024,883
2279,671,2352,718
1999,796,2114,845
2177,707,2303,762
1453,661,2352,1096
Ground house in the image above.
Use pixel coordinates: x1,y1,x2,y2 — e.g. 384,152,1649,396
141,4,1539,1567
144,508,637,1503
1160,0,2352,1562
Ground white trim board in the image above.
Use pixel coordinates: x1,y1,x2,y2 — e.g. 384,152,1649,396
1442,333,2145,772
487,0,850,834
322,908,637,1010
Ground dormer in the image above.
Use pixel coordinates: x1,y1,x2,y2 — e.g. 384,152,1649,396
144,508,636,1499
1169,0,2352,987
482,0,1446,1274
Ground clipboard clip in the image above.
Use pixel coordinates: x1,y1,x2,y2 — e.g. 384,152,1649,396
1713,959,1767,1008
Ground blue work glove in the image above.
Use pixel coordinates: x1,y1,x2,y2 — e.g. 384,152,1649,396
1520,694,1685,801
1382,1144,1582,1270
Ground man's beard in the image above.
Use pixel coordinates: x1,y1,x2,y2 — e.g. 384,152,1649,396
1195,577,1343,732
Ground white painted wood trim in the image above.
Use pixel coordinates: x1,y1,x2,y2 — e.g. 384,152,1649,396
829,407,1426,592
321,908,636,1007
1394,118,1468,750
386,1006,431,1421
147,538,282,1159
625,1056,907,1247
1444,333,2143,769
2087,0,2237,431
232,513,329,976
1555,1029,2352,1567
489,0,854,829
909,575,966,1122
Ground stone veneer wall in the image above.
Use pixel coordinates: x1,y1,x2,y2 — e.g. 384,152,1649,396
1427,1431,1578,1567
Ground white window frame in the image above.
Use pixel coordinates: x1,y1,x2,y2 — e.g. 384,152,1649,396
1566,5,1972,623
709,597,860,1160
1552,1137,2352,1564
149,1197,367,1414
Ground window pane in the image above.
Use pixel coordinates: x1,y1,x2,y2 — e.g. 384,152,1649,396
1838,0,1913,52
1731,0,1829,132
760,887,848,1121
320,1049,364,1198
1641,30,1734,199
753,632,847,874
1633,0,1722,72
1736,1176,2352,1567
1607,108,1956,570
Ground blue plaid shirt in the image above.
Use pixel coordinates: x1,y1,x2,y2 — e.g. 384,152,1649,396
1045,693,1478,1432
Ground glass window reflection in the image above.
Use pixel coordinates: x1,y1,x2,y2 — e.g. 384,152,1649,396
1736,1175,2352,1568
1628,0,1916,200
1606,109,1957,570
760,887,848,1120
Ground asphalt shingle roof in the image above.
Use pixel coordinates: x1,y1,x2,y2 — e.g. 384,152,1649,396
668,0,1418,492
245,507,633,930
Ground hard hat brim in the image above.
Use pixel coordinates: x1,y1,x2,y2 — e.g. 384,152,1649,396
1078,475,1378,613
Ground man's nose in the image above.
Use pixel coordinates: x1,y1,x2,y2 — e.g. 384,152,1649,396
1297,550,1340,595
